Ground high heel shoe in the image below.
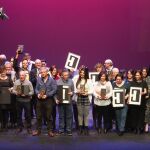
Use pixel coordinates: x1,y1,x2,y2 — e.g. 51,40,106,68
78,126,83,135
104,129,108,134
97,128,101,134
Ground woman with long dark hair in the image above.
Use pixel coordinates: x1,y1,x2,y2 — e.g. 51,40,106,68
142,67,150,133
125,69,134,131
0,67,13,131
74,67,93,135
49,65,60,132
92,63,104,129
129,70,148,134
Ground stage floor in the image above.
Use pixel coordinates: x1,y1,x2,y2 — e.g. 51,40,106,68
0,129,150,150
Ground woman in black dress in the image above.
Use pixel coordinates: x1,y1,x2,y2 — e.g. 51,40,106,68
0,67,13,131
129,70,148,134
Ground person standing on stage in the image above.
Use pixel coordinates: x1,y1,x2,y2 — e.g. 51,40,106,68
55,69,74,136
93,71,113,134
74,66,93,135
13,71,34,134
129,70,148,134
32,67,57,137
0,67,13,131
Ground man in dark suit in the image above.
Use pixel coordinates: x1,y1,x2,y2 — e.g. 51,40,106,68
30,59,42,118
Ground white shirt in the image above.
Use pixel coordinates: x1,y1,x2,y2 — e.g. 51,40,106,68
94,81,113,106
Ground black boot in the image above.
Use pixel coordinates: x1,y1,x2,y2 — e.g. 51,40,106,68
84,126,89,136
137,128,143,135
134,128,137,134
104,128,108,134
97,128,102,135
78,126,83,135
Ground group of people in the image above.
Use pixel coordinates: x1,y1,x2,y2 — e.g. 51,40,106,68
0,49,150,137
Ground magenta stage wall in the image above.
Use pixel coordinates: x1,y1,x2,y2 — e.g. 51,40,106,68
0,0,150,69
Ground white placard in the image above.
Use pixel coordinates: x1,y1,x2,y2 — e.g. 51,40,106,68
128,87,142,105
89,72,99,84
112,89,125,107
57,85,71,104
65,52,80,71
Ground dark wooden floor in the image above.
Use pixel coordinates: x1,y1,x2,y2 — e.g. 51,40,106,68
0,128,150,150
1,108,150,150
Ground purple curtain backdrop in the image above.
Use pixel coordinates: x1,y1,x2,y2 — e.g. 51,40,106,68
0,0,150,70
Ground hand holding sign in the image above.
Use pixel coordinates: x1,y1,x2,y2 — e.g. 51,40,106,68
112,89,125,107
128,87,142,105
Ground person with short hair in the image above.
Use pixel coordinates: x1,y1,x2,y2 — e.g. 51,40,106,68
30,59,42,118
142,67,150,133
93,71,113,134
32,67,57,137
55,69,74,136
113,73,130,136
129,70,148,134
104,59,113,76
0,67,13,131
13,71,34,134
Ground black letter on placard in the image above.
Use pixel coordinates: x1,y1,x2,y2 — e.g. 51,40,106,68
131,89,140,102
68,56,78,68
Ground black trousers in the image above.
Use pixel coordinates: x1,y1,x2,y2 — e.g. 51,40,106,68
73,103,79,129
129,105,146,129
36,99,53,131
95,105,111,129
31,94,37,117
0,109,9,128
92,96,97,129
16,101,31,129
52,101,57,131
92,105,97,128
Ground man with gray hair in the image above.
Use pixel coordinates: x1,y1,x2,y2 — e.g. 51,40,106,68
5,61,17,82
30,59,42,118
32,67,57,137
13,71,34,134
0,54,7,67
104,59,114,76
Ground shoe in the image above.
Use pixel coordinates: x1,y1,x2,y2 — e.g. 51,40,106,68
66,131,72,136
16,128,22,133
84,127,89,136
134,129,137,134
104,129,108,134
58,131,65,135
48,131,54,137
118,131,124,136
78,126,83,135
53,131,59,136
137,128,143,135
97,128,101,134
32,130,41,136
27,128,32,134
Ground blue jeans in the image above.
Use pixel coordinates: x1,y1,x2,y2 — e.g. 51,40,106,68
115,105,128,132
58,104,73,132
